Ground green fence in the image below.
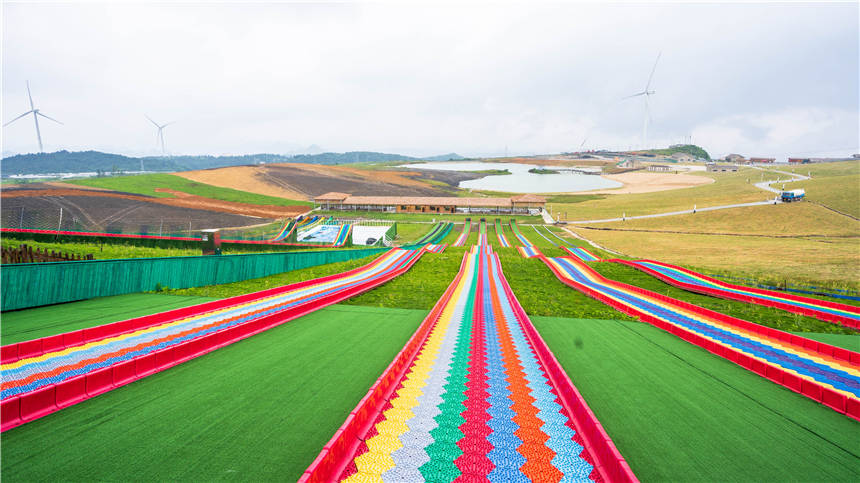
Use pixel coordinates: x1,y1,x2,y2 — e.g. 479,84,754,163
1,247,387,311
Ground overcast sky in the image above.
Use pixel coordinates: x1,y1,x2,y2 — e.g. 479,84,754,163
2,1,858,160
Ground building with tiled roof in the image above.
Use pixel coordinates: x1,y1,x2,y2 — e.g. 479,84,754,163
312,193,545,214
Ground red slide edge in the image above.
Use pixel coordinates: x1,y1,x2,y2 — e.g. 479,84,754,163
1,249,426,432
492,253,638,483
299,249,471,482
539,256,860,422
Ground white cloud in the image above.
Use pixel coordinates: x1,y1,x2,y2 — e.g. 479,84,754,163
1,2,857,158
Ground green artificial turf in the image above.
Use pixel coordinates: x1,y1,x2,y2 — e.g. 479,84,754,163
590,261,858,335
0,304,427,482
792,331,860,351
532,316,860,482
1,293,217,344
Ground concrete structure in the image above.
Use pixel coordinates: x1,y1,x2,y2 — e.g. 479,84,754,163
724,153,746,163
670,152,696,162
313,192,546,214
616,158,641,169
648,165,673,172
706,163,739,172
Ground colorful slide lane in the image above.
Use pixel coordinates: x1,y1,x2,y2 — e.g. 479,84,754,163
302,245,635,482
495,220,510,248
416,222,451,245
541,256,860,420
425,244,448,254
270,219,297,242
509,220,533,247
453,221,472,247
611,259,860,329
0,248,426,431
477,221,488,247
517,245,543,258
563,246,600,262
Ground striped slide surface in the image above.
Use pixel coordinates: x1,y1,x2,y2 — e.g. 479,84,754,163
612,259,860,329
453,222,471,247
562,246,600,262
416,223,446,245
303,244,635,482
518,245,543,258
425,244,448,254
542,256,860,420
270,219,297,241
477,221,488,247
495,220,510,247
0,248,425,431
509,220,533,247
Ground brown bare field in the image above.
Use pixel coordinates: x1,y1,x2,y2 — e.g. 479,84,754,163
2,186,306,219
176,166,308,201
576,171,714,194
176,162,479,200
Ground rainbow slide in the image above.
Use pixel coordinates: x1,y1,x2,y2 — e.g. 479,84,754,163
477,220,488,246
425,244,447,254
0,248,427,431
541,255,860,420
301,245,635,482
509,220,533,247
563,246,600,262
612,259,860,329
270,219,297,242
453,221,471,247
518,245,542,258
494,219,510,247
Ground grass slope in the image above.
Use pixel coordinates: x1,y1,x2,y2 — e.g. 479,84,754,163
573,228,860,289
782,160,860,218
68,173,311,206
1,304,426,482
534,316,859,482
1,293,216,344
578,202,858,236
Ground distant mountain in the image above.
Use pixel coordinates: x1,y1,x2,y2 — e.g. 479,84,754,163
0,150,466,176
422,153,466,161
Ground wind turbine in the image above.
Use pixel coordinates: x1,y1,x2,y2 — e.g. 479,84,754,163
145,115,174,155
623,52,661,148
3,81,63,153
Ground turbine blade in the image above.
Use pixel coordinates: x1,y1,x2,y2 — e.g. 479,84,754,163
645,51,661,91
36,112,63,124
3,111,34,127
27,80,35,110
161,121,175,128
622,92,646,100
145,114,160,128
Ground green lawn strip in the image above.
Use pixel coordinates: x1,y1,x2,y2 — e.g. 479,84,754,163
162,252,380,298
521,225,566,257
67,173,311,206
1,293,216,344
0,236,349,260
0,304,426,482
396,222,436,244
792,331,860,351
533,316,859,482
590,261,857,335
343,247,466,310
501,252,633,320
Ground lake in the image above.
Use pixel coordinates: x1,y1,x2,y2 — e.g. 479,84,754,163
400,161,622,193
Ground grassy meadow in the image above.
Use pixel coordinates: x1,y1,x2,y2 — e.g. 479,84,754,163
782,160,860,217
